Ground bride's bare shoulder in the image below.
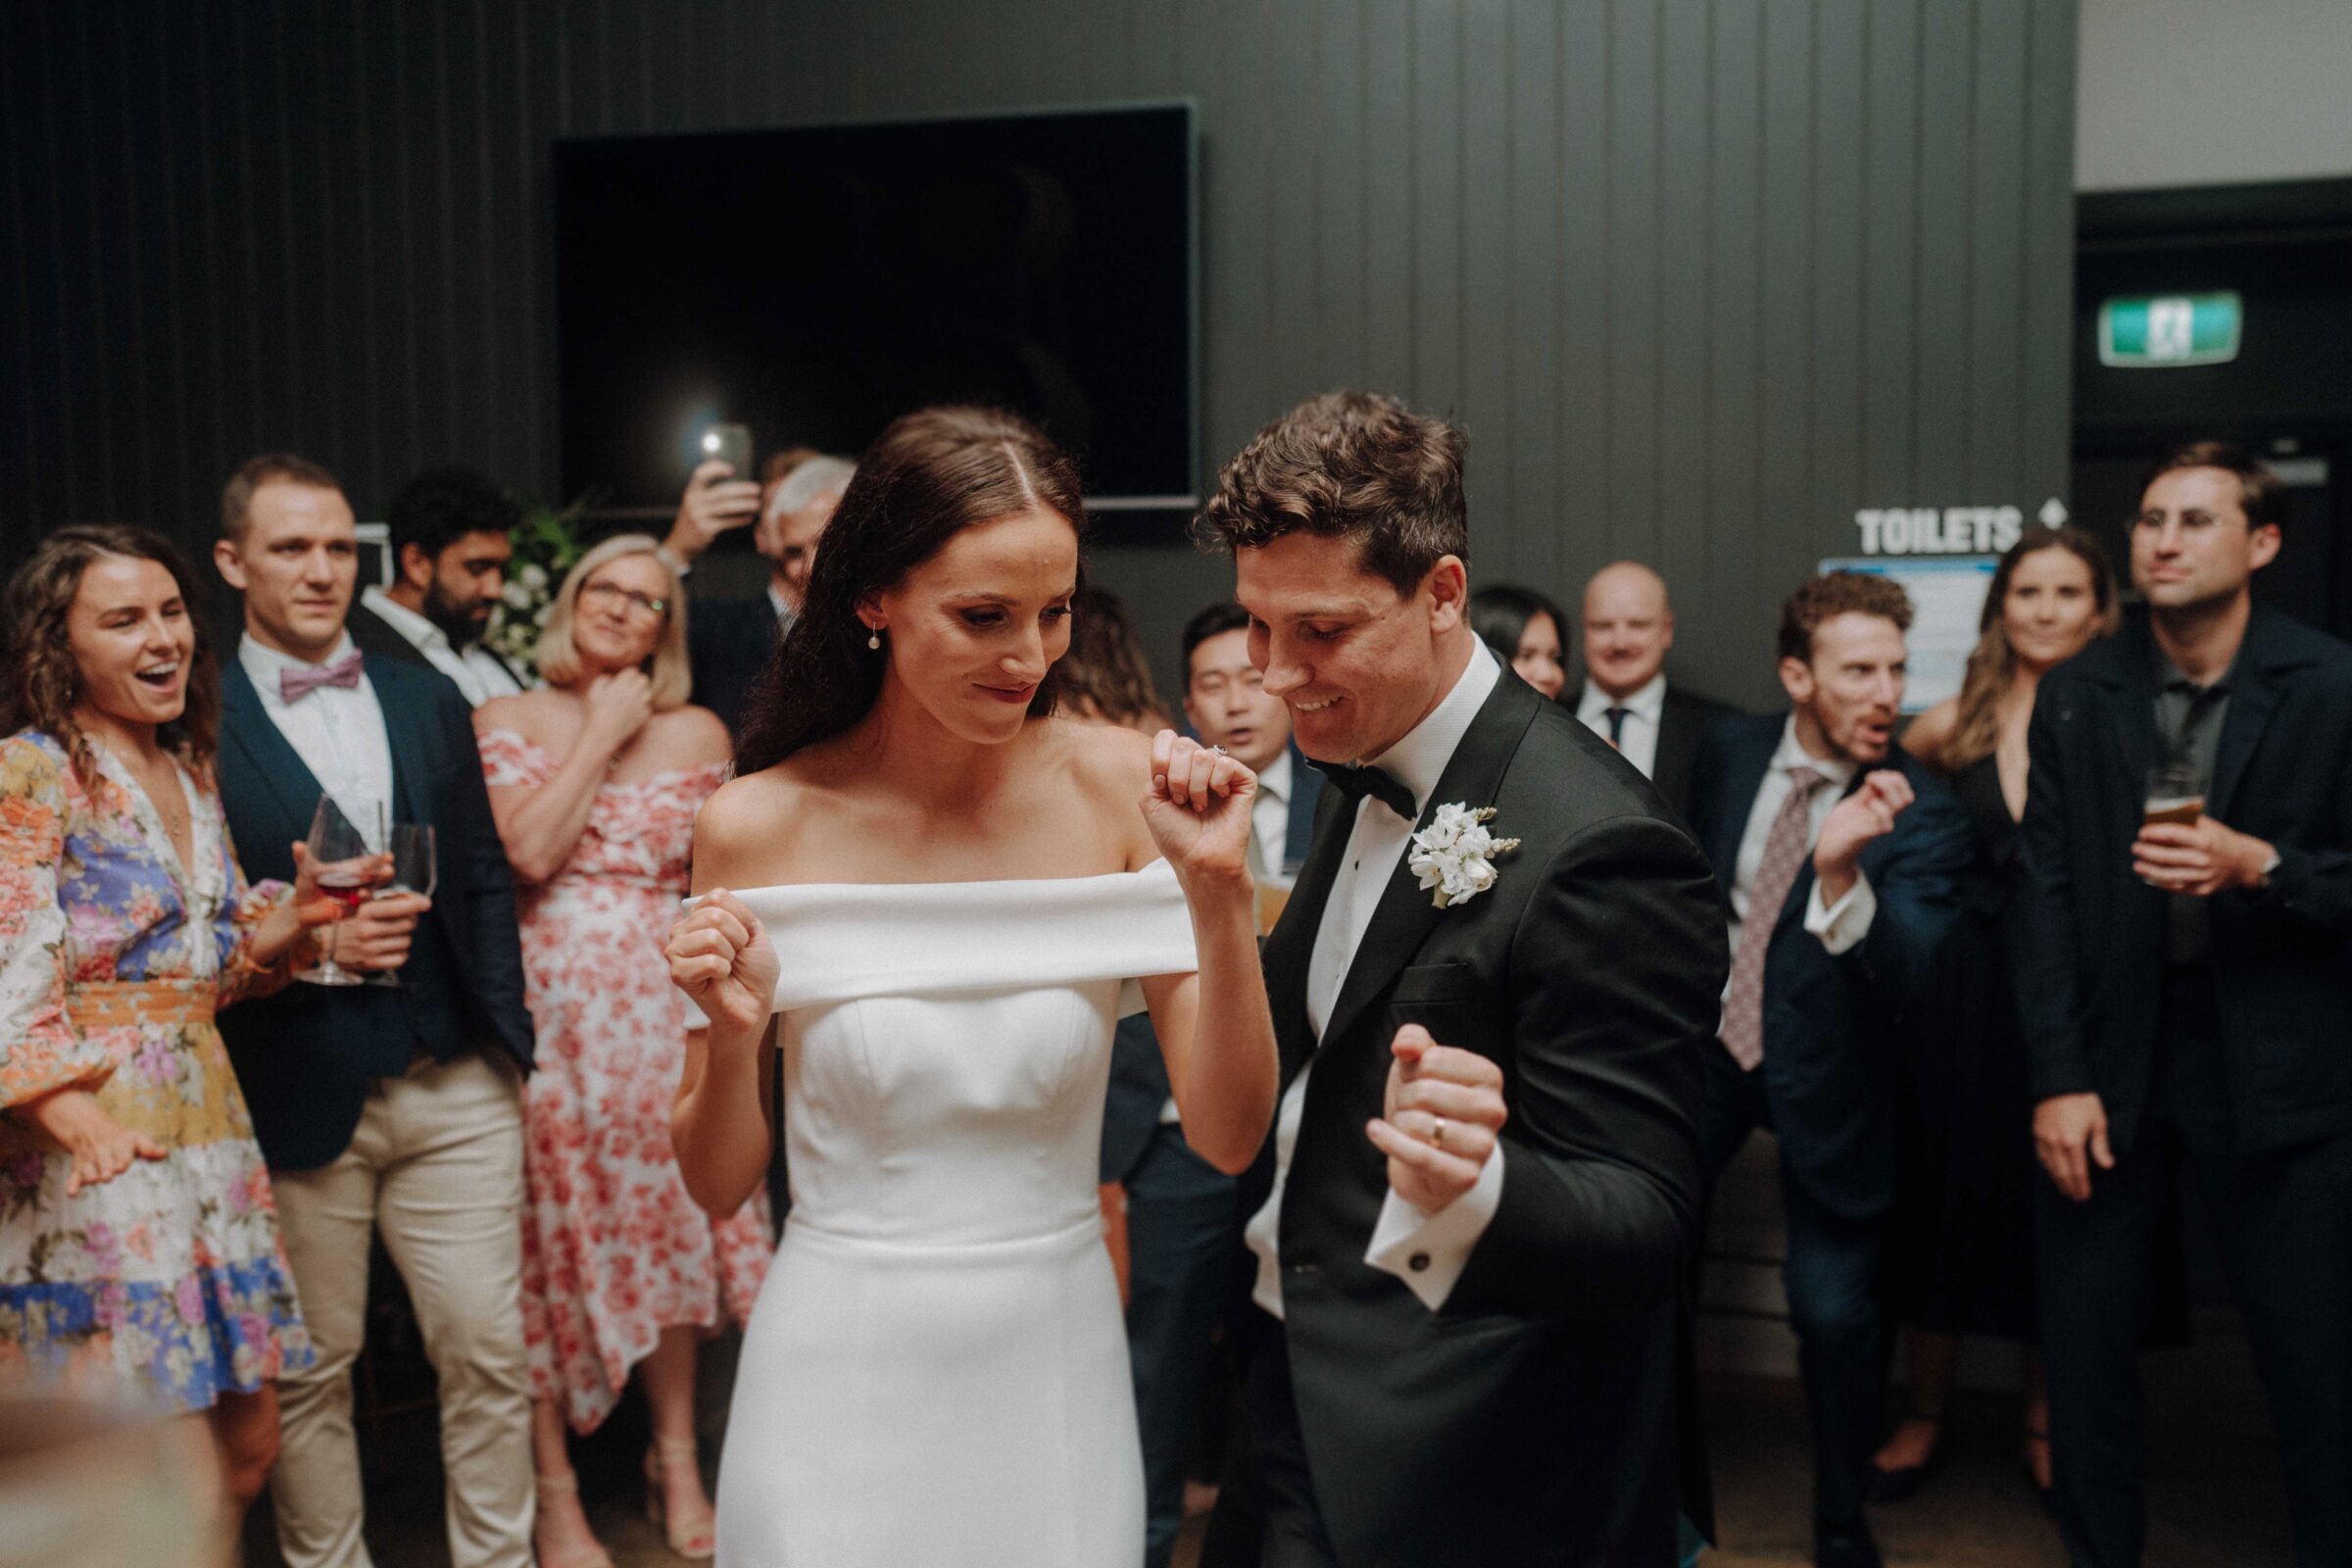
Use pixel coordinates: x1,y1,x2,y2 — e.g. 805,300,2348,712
1043,718,1161,865
694,762,824,878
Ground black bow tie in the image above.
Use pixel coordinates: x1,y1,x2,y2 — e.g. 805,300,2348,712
1311,760,1418,822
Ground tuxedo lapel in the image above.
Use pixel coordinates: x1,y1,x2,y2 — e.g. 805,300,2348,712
220,660,327,836
1316,679,1543,1054
1265,791,1351,1084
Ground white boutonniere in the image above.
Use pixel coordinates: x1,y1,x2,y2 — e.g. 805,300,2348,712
1407,803,1522,909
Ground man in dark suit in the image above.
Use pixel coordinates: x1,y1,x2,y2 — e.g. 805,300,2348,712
1684,571,1970,1568
210,454,539,1568
349,465,534,706
2017,442,2352,1568
662,453,854,734
1200,392,1729,1568
1576,561,1740,819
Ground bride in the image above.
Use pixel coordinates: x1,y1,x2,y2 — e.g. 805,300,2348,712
664,406,1278,1566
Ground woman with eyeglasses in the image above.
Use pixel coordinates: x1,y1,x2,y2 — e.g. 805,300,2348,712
472,535,769,1567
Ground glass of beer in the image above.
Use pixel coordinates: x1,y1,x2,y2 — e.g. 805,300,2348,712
2144,760,2205,828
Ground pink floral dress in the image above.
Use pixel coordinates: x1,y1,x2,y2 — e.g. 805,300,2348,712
478,728,771,1433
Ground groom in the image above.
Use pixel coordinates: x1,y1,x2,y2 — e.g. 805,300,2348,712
1200,392,1730,1568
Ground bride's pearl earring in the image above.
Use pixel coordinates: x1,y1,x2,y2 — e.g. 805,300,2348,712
867,629,882,651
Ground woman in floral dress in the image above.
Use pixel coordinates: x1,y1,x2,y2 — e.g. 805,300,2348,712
0,526,352,1529
473,535,770,1568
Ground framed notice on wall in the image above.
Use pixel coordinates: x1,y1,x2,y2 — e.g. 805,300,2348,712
1819,557,1997,714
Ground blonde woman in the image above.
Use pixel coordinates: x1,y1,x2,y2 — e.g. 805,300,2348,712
1873,525,2121,1504
473,536,769,1567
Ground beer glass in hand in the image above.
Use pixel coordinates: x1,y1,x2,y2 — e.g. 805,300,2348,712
297,795,387,986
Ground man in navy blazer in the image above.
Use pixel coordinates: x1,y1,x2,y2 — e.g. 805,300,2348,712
1685,572,1968,1568
211,454,537,1568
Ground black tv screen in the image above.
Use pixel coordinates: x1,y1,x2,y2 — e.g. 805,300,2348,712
553,103,1197,516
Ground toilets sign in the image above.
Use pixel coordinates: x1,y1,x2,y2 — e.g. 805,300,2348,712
1853,497,2070,556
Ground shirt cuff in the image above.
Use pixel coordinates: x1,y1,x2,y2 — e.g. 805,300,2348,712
1363,1143,1506,1311
1804,866,1877,955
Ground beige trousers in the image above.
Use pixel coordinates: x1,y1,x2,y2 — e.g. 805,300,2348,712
267,1053,535,1568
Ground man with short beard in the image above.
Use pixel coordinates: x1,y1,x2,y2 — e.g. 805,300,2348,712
1683,572,1971,1568
352,466,533,706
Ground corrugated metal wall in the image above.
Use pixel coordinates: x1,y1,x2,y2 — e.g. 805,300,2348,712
0,0,2076,708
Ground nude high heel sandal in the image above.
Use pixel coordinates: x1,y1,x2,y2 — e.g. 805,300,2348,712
645,1438,717,1560
533,1470,615,1568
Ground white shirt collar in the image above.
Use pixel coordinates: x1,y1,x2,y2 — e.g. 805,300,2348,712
360,586,450,656
238,629,360,704
1368,640,1501,811
767,583,795,623
1256,747,1293,805
1578,670,1667,724
1771,711,1859,790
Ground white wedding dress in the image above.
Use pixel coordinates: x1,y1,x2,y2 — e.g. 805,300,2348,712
710,860,1199,1567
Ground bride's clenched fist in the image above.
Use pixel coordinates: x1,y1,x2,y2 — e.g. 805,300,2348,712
1141,729,1258,888
666,890,778,1037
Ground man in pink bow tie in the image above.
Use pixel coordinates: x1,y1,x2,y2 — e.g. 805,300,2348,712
212,454,540,1568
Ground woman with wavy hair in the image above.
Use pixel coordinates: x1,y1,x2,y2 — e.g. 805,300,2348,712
664,406,1277,1566
1873,524,2119,1503
0,525,348,1538
472,534,767,1567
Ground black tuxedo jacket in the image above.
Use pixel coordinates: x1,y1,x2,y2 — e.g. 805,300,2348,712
215,653,536,1171
688,594,785,737
1686,713,1970,1219
1652,684,1740,822
346,598,533,696
1253,669,1729,1568
2015,605,2352,1154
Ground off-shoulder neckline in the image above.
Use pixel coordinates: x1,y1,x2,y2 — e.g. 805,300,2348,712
478,725,728,790
710,859,1176,897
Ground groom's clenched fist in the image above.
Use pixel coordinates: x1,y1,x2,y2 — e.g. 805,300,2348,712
1367,1024,1507,1211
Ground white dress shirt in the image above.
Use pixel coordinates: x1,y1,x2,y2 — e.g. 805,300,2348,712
1723,714,1880,996
359,586,524,709
1250,748,1295,886
1575,672,1668,779
1247,641,1507,1319
238,632,396,845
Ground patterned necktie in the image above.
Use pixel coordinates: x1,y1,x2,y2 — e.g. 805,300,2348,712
1719,766,1830,1070
1604,707,1631,749
279,650,364,703
1309,760,1417,822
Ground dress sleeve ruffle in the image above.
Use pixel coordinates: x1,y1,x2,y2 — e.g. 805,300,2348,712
0,735,113,1109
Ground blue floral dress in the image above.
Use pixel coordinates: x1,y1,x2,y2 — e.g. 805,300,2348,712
0,730,315,1411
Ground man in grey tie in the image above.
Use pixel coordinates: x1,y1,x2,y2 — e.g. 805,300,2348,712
1681,571,1970,1568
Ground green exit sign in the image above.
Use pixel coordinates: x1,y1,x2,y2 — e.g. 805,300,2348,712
2099,291,2242,368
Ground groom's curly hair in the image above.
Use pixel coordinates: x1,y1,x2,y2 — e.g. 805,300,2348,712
1195,391,1468,596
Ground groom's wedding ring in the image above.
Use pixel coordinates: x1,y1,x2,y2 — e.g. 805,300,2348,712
1208,745,1228,756
1431,1116,1447,1150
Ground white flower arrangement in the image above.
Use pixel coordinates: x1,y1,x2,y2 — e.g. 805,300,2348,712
1407,803,1522,909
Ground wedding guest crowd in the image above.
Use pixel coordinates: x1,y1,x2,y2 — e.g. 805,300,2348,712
5,415,2348,1568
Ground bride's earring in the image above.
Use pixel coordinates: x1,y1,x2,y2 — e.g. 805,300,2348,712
866,628,882,651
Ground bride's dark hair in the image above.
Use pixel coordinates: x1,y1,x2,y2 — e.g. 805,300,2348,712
735,405,1090,774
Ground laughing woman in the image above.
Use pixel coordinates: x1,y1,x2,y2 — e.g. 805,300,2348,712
0,526,356,1535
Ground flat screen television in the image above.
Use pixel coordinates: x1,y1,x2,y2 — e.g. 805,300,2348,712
553,102,1197,527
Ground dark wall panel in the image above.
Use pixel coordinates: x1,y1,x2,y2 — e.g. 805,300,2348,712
1,0,2077,709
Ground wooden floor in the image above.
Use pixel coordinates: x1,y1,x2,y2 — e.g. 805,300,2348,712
244,1311,2285,1567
